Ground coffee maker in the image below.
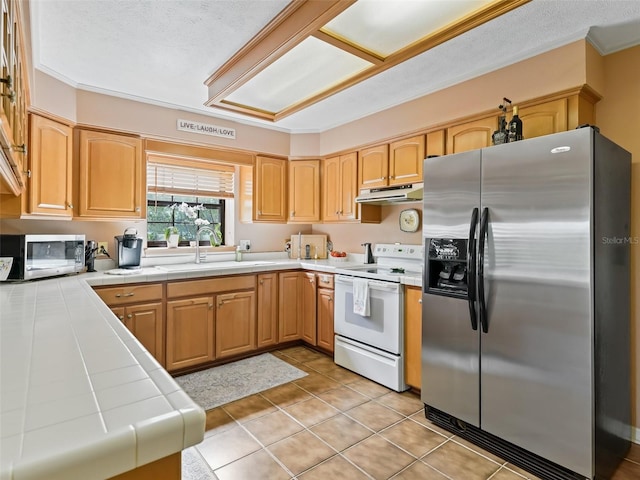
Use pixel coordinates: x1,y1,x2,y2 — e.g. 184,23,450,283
115,228,142,269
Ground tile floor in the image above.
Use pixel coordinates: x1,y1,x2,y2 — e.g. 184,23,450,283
193,346,640,480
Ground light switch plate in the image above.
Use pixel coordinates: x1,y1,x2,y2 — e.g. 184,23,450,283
239,240,251,251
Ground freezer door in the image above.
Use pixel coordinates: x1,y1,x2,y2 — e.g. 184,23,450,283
479,129,593,476
422,150,481,427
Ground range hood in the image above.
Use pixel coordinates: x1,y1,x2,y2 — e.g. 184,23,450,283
355,183,423,205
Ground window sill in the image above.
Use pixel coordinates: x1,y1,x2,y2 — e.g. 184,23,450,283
144,245,235,257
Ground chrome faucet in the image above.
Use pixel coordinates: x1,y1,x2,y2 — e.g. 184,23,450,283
195,226,217,264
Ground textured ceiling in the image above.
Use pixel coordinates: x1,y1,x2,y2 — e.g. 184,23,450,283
31,0,640,133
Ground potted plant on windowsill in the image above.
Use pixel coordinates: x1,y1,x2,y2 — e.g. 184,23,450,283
165,226,180,248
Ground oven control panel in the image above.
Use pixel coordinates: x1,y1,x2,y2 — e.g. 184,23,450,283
373,243,423,260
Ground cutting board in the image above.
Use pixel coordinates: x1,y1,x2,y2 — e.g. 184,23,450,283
290,234,327,259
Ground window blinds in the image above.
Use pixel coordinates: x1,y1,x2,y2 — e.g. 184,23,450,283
147,161,235,198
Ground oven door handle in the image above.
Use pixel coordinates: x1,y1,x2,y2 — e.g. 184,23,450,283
335,276,400,292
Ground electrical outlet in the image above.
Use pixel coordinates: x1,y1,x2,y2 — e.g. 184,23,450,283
239,240,251,251
97,241,109,255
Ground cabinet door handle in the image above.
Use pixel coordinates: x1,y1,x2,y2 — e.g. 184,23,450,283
123,292,135,297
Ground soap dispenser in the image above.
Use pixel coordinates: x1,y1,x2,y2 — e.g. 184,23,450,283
235,245,243,262
362,243,374,264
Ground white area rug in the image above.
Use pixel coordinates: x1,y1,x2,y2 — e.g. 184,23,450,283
175,353,307,411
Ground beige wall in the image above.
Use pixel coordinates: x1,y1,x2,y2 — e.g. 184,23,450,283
594,44,640,430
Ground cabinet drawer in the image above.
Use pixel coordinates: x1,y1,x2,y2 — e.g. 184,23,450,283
316,273,334,289
95,284,163,306
167,275,256,298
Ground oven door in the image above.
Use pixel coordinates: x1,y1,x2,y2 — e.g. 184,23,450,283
334,274,403,354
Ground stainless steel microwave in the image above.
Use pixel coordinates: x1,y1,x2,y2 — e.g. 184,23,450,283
0,234,85,281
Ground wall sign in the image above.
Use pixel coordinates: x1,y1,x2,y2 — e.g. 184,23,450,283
177,119,236,139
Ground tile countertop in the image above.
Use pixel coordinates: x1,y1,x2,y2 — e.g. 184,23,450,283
0,257,422,480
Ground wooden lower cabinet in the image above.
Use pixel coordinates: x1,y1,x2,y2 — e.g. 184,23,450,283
166,296,214,372
278,272,302,342
112,303,164,366
301,272,317,345
404,286,422,390
257,273,278,348
95,283,165,367
216,291,256,358
317,288,334,352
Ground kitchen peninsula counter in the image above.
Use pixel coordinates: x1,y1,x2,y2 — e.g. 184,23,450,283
0,257,421,480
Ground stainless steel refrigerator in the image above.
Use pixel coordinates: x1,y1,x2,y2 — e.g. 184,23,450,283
421,127,631,480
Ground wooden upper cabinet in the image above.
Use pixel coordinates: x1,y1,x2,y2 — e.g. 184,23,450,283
0,0,28,195
288,159,319,223
322,152,357,222
446,115,498,154
426,130,445,158
77,129,143,219
27,114,73,217
389,135,424,186
518,98,567,140
254,156,286,222
358,144,388,190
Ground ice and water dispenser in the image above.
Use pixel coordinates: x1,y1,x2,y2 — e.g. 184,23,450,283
424,238,469,297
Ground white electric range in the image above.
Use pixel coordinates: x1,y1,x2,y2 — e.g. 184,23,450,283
333,243,423,392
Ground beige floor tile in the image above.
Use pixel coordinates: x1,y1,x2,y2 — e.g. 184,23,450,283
451,436,506,464
222,394,277,423
214,449,290,480
503,462,544,479
282,347,325,363
243,410,304,446
204,407,236,437
310,414,373,451
349,379,392,398
344,434,415,480
304,356,337,372
489,467,528,480
380,419,448,457
196,425,262,470
347,400,404,432
284,397,340,427
260,382,312,408
294,372,341,394
422,440,501,480
408,412,455,438
611,458,640,480
317,385,368,411
624,442,640,464
392,460,449,479
298,455,370,480
268,430,337,475
376,391,424,416
322,366,364,384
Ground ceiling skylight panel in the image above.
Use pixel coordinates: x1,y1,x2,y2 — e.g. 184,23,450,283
224,36,372,113
322,0,494,57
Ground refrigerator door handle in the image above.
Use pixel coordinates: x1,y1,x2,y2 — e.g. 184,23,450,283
478,207,489,333
467,207,479,331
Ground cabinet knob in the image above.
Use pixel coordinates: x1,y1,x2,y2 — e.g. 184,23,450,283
118,315,124,321
258,210,262,215
209,303,213,309
328,298,332,303
259,279,264,285
389,175,394,180
135,207,141,212
290,211,295,217
418,299,422,304
335,211,340,215
67,203,73,209
127,314,132,319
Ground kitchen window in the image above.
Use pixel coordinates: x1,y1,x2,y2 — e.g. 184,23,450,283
146,158,234,247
